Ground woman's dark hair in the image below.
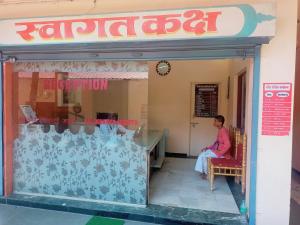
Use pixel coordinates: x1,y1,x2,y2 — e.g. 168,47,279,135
214,115,225,126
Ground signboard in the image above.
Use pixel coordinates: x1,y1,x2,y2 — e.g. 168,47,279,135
0,4,275,46
194,84,218,118
262,83,292,136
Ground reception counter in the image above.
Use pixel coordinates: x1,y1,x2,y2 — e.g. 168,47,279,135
13,124,165,206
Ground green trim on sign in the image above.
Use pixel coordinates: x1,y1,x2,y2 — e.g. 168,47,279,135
237,5,258,37
86,216,125,225
236,5,276,37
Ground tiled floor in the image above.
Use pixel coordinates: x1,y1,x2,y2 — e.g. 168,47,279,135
149,157,240,214
0,204,156,225
0,193,246,225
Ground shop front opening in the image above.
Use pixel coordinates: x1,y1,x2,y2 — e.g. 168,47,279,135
1,57,253,222
148,59,252,215
0,3,277,223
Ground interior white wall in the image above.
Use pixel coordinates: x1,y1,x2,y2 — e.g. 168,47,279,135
149,58,252,211
93,80,129,119
128,80,148,129
89,80,148,126
148,60,231,154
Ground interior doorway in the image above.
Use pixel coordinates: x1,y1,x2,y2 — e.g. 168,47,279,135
237,71,247,132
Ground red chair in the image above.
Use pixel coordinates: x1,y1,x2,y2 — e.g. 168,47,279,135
208,130,247,193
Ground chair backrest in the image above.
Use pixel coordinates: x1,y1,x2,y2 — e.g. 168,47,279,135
236,132,247,164
229,126,235,157
229,126,240,158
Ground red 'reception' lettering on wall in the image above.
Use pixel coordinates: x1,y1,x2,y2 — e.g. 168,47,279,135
43,79,108,91
15,9,222,41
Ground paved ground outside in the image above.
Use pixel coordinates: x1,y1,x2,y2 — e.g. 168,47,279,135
290,170,300,225
0,204,157,225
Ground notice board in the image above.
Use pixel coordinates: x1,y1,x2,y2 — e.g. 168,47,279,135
262,83,292,136
194,84,218,118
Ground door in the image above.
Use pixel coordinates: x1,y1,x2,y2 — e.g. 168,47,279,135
236,71,246,132
189,83,219,156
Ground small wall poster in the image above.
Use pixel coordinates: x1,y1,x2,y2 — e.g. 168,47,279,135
262,83,292,136
194,84,218,118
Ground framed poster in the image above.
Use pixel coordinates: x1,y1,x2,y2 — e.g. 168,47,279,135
194,84,218,118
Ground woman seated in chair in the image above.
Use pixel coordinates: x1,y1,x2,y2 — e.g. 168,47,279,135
195,115,231,179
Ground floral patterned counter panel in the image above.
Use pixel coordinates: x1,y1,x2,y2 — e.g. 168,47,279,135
13,125,148,205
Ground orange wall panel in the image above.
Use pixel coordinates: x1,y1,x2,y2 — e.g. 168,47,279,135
3,63,18,196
